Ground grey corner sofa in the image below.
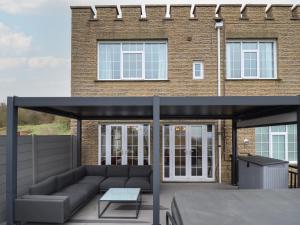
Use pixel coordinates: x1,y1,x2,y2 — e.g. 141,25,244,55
15,165,152,224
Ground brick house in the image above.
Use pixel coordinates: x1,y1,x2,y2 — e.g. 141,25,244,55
70,4,300,184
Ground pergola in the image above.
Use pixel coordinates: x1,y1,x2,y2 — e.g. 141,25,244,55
6,96,300,225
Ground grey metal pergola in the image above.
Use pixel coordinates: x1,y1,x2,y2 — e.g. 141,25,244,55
6,95,300,225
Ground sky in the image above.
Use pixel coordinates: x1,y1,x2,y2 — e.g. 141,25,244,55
0,0,298,103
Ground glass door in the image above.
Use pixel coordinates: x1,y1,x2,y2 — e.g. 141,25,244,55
99,124,150,166
173,125,188,178
163,124,215,181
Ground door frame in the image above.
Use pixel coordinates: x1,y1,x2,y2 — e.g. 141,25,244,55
98,124,150,166
163,124,215,182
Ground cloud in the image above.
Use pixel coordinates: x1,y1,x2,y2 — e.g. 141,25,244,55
0,22,32,56
0,0,48,14
0,57,69,70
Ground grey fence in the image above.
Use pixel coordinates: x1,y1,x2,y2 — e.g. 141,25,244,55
0,135,77,223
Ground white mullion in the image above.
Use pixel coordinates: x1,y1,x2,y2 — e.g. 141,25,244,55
258,41,261,78
202,125,208,178
106,125,111,165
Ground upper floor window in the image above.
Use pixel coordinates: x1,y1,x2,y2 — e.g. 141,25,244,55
193,61,204,79
98,41,167,80
226,40,277,79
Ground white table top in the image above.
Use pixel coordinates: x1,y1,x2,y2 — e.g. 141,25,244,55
100,188,141,201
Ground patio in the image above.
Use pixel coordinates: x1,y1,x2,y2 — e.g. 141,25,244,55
23,183,236,225
6,96,300,225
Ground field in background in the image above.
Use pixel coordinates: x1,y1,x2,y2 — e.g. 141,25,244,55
0,123,70,135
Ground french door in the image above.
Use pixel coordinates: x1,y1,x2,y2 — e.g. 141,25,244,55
163,125,215,181
98,124,150,166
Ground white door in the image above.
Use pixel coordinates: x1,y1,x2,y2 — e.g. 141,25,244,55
163,124,215,182
98,124,150,166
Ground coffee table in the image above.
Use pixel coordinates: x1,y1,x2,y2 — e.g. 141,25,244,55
98,188,142,219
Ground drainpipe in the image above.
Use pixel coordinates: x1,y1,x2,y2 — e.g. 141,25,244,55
215,17,224,183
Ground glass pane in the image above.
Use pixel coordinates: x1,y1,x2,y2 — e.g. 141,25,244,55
272,135,285,160
127,126,139,166
194,63,202,78
111,126,122,165
101,125,106,165
226,43,241,78
145,43,167,79
190,126,202,177
242,42,258,50
244,52,257,77
259,42,274,78
255,127,269,157
143,124,150,165
271,125,286,132
122,43,143,51
287,124,297,162
123,53,143,79
99,43,121,80
174,126,186,176
207,125,213,178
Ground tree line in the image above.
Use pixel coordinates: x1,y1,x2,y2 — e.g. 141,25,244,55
0,103,70,128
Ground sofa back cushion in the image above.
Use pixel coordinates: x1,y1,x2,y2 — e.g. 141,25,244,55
29,176,56,195
129,166,152,177
85,165,106,177
74,166,86,181
106,165,129,177
56,170,75,191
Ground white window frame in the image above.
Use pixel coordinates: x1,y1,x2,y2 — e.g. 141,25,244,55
97,41,168,81
256,125,297,164
226,40,277,80
193,61,204,80
98,124,151,165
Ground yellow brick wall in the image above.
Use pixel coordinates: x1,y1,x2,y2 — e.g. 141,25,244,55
71,5,300,183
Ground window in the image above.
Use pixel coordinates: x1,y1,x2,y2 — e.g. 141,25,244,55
255,125,297,163
226,40,277,79
98,124,151,165
193,61,204,79
98,41,167,80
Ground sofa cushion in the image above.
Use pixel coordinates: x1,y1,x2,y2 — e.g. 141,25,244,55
106,165,129,177
29,176,56,195
61,183,97,197
78,176,105,186
53,191,86,212
100,177,128,190
56,170,75,191
126,177,151,190
74,166,86,181
129,166,152,177
85,165,106,177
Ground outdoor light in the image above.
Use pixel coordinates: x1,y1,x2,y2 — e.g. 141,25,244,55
243,138,249,145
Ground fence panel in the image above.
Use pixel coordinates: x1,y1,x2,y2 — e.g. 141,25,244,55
0,135,76,223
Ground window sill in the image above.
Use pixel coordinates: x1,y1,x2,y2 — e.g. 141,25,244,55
226,78,281,81
94,79,170,82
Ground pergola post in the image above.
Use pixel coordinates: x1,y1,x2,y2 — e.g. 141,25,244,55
232,120,238,185
6,97,18,225
77,119,82,167
152,96,160,225
297,106,300,187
